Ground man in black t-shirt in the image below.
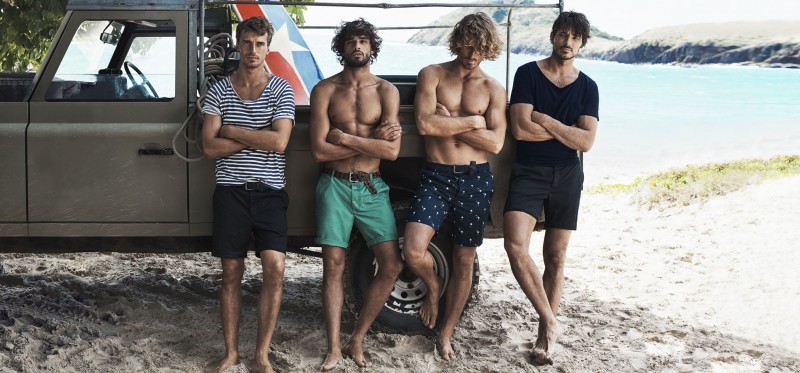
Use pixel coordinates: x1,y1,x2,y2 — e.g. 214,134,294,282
502,11,599,365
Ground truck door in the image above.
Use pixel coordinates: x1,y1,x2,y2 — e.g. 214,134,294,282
0,75,30,236
26,11,190,236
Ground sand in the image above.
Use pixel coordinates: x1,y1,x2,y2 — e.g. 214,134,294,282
2,175,799,372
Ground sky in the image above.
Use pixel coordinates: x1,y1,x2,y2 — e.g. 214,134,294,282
302,0,800,41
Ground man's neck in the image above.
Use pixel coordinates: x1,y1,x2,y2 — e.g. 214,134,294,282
542,55,576,74
340,65,373,85
233,65,269,87
446,59,482,79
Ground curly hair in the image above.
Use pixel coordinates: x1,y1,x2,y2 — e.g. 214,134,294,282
236,16,275,46
331,18,383,65
447,12,503,61
551,11,591,48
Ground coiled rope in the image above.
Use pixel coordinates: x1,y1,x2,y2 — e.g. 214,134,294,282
172,33,235,162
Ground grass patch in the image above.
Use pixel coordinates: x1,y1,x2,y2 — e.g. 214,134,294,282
589,155,800,209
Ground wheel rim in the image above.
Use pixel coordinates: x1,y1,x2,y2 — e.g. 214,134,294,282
374,236,449,315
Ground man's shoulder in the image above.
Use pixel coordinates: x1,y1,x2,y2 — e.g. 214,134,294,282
579,71,598,87
419,63,446,76
376,76,399,93
268,74,292,90
311,76,337,94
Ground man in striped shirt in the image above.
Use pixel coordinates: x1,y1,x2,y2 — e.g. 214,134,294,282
309,18,403,371
201,16,294,373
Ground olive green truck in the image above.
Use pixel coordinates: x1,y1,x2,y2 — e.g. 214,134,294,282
0,0,531,334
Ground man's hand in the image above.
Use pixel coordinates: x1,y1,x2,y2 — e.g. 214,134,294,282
326,128,346,145
373,120,402,141
435,103,451,117
531,111,553,127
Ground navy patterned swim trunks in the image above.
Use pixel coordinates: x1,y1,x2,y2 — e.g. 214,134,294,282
407,162,494,247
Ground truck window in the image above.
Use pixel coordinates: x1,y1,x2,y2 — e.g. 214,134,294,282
46,20,176,101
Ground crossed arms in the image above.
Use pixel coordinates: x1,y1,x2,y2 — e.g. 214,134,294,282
509,103,598,152
201,114,293,159
309,81,402,162
414,66,507,154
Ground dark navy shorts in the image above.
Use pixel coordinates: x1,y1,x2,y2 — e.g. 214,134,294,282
212,184,289,258
407,162,494,247
503,162,583,230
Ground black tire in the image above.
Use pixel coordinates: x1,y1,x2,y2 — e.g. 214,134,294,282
344,207,480,336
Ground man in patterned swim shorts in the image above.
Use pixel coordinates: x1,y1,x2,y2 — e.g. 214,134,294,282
401,12,507,360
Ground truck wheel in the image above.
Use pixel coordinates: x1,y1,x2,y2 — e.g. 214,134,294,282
344,222,480,336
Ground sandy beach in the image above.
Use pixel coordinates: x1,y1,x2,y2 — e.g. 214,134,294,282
1,173,799,372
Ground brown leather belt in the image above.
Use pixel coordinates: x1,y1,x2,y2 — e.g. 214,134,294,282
322,168,382,194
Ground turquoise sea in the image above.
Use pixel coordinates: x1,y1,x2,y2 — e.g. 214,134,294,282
304,34,800,185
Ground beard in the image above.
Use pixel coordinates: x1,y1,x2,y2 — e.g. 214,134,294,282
344,53,370,68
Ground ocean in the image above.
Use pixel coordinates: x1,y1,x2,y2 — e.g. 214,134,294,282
304,34,800,185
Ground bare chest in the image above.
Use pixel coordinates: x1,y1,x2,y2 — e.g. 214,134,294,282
436,78,490,116
328,85,382,129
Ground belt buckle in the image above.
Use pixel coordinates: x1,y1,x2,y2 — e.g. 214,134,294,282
348,172,360,183
245,181,259,191
452,165,464,174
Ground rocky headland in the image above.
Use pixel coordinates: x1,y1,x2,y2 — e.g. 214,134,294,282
408,7,800,68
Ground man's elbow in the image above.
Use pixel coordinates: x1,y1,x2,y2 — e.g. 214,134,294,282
386,148,400,161
578,139,595,153
415,117,433,136
489,142,504,155
274,140,289,153
202,145,219,159
310,150,325,163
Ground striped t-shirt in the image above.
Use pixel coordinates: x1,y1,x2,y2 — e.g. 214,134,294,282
203,75,295,189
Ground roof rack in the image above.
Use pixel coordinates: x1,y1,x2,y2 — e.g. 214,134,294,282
203,1,563,88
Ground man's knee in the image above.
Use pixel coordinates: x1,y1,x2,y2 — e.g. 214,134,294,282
377,255,403,279
452,249,476,273
256,254,283,284
543,248,567,269
221,259,245,284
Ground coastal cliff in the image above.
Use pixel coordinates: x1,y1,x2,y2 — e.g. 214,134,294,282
588,21,800,67
409,9,800,68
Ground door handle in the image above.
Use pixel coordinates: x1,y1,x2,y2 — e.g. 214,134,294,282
138,148,174,156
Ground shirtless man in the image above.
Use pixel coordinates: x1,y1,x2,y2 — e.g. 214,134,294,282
309,18,404,371
402,12,507,360
503,11,599,365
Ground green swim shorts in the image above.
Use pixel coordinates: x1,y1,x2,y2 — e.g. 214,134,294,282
315,173,398,248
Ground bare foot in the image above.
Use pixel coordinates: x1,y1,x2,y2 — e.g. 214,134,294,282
435,335,455,361
319,352,343,372
251,359,275,373
211,355,239,373
420,278,441,329
343,338,371,368
532,321,559,365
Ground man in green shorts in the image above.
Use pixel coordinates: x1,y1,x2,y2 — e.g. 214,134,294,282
309,18,403,371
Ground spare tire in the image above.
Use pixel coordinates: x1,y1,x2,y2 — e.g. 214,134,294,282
344,204,480,335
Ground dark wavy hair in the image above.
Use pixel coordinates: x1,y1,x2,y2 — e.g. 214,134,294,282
447,12,503,61
331,18,382,65
236,16,275,46
551,11,591,47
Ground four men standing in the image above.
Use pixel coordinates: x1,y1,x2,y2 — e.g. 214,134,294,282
205,9,597,371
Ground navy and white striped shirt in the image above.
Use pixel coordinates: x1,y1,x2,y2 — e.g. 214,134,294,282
203,75,295,189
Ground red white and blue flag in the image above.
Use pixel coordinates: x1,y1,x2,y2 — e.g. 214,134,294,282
232,1,325,105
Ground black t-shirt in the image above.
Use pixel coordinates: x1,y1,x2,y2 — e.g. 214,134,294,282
509,61,599,167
